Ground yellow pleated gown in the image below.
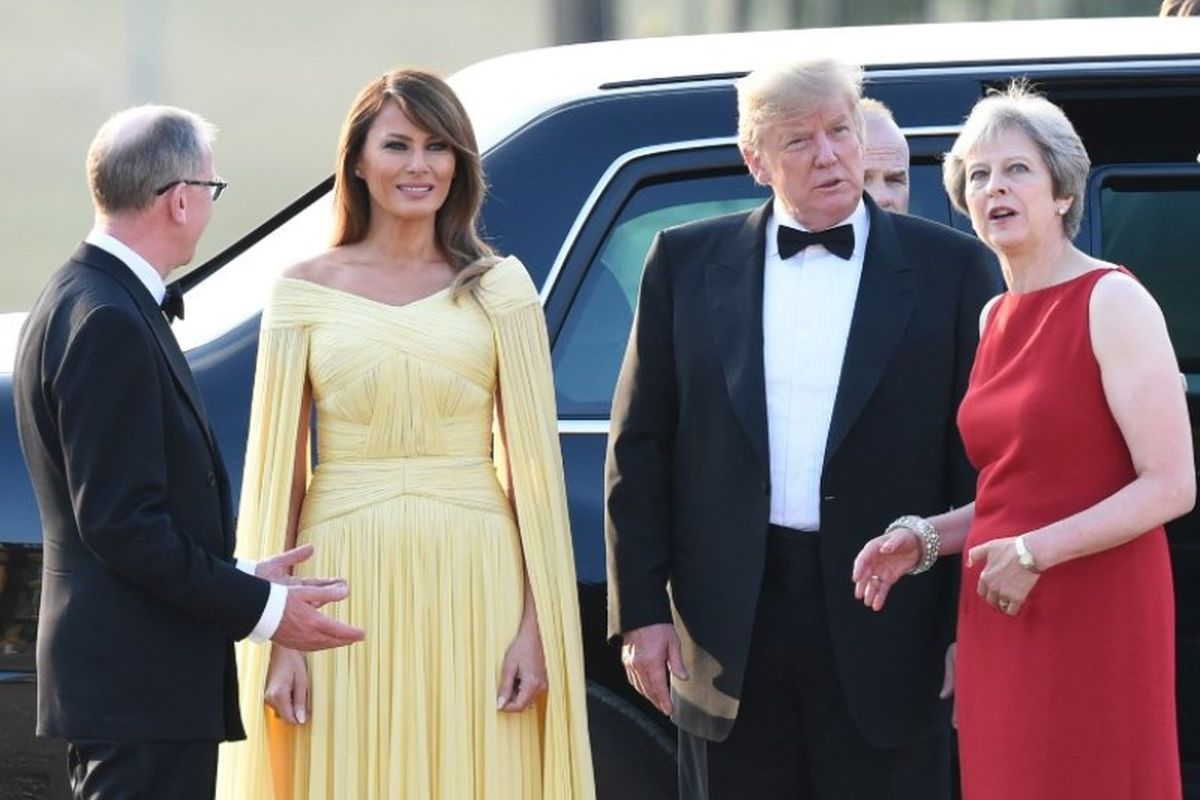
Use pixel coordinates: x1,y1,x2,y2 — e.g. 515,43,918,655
216,257,595,799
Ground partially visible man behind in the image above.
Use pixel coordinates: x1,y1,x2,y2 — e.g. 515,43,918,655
606,58,998,799
12,105,364,800
1160,0,1199,15
861,97,910,213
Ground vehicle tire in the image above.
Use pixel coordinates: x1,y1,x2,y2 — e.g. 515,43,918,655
587,681,677,798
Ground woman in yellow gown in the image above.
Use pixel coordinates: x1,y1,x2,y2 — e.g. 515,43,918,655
216,69,595,799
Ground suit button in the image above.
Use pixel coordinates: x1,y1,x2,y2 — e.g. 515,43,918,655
206,472,216,487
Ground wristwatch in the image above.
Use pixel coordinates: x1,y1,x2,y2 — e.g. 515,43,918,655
1014,535,1041,574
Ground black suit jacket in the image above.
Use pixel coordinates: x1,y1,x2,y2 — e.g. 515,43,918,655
605,197,1000,746
13,243,269,741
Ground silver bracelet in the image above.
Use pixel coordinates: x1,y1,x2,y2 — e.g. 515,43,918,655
885,515,940,575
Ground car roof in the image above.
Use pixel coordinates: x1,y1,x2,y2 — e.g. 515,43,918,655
452,17,1200,151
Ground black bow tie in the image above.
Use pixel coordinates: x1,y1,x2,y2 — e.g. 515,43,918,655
777,224,855,260
161,283,185,323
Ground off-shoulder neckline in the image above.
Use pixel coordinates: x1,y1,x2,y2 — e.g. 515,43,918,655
277,276,453,311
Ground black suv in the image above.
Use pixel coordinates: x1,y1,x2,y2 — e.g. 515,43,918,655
2,17,1200,798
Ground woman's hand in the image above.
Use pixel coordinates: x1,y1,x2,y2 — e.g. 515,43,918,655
968,536,1040,615
264,645,310,724
852,527,922,611
497,617,548,713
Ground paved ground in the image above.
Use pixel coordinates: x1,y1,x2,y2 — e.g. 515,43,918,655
0,681,67,800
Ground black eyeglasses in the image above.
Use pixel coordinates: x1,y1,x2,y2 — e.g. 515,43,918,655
154,178,228,202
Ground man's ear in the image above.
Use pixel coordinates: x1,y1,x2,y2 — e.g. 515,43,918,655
165,184,188,224
742,145,770,187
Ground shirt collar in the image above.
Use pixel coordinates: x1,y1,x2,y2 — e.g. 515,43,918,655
767,196,870,260
84,229,167,304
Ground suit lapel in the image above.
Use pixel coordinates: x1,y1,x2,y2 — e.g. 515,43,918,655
705,202,771,469
824,198,919,467
73,245,219,458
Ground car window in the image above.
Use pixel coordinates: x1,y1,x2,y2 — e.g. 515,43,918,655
552,171,767,418
908,161,953,226
1094,170,1200,374
551,157,965,419
172,194,334,353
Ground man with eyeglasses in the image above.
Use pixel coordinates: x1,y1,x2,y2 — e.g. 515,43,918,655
12,105,364,799
157,176,229,202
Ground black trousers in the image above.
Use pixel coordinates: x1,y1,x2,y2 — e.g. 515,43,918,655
67,739,218,800
678,528,950,800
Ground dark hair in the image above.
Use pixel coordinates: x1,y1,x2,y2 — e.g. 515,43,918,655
332,68,495,296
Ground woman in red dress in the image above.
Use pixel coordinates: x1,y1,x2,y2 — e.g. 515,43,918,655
852,84,1193,799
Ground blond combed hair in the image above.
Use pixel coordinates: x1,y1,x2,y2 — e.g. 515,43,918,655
737,58,864,156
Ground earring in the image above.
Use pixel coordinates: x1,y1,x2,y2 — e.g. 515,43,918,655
1056,206,1067,216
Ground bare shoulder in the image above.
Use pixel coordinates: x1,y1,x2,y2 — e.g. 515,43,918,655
281,247,356,285
1089,264,1170,360
1090,265,1161,323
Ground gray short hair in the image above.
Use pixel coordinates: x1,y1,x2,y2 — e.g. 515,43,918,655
943,83,1090,238
86,105,216,214
737,58,864,155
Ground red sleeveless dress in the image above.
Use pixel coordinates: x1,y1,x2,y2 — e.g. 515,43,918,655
955,267,1180,799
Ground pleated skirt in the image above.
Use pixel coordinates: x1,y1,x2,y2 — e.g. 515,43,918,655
272,458,543,800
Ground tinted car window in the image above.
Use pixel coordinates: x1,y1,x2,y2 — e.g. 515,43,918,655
552,159,965,418
1095,170,1200,373
553,171,767,417
908,161,953,227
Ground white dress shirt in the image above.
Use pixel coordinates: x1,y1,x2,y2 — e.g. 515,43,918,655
85,229,285,642
762,199,870,531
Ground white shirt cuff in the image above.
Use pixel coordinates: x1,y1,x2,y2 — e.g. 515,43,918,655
236,558,288,643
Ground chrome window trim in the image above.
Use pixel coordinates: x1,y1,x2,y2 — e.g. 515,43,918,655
559,420,612,435
599,57,1200,98
543,127,964,428
901,125,964,138
865,57,1200,81
0,670,35,684
537,125,964,304
538,136,739,304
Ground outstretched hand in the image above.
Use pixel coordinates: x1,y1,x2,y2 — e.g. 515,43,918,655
852,527,922,611
271,584,365,651
256,543,347,591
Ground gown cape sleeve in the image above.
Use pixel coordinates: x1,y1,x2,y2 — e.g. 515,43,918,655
216,278,314,800
216,260,595,798
477,256,596,798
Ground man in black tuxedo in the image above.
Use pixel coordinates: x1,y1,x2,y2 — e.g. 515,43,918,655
13,105,364,799
606,59,1000,798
